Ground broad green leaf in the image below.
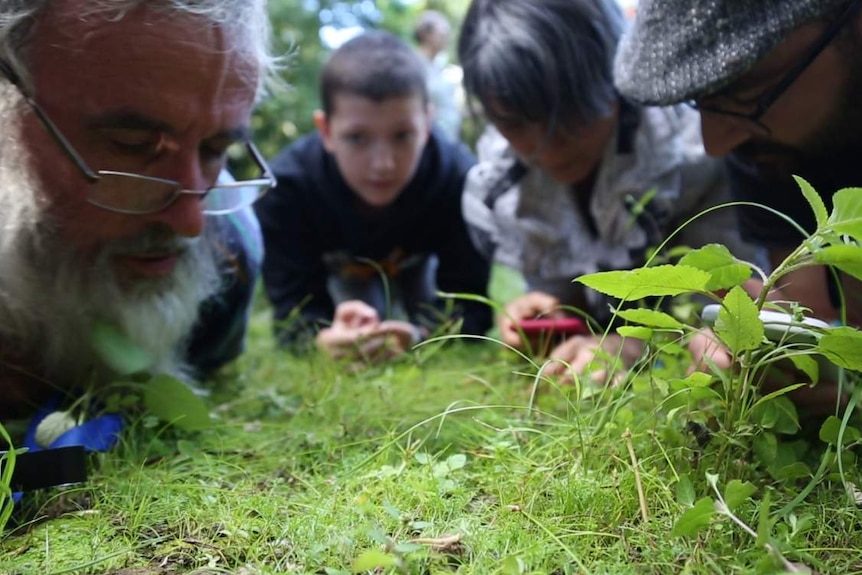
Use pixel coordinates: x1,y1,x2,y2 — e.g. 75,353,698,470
753,432,778,466
617,309,685,330
812,245,862,282
793,176,828,229
668,372,715,388
771,396,801,435
143,374,212,431
714,286,764,353
723,480,756,512
678,244,752,291
787,354,819,383
91,321,153,375
827,187,862,240
446,453,467,470
616,326,654,340
352,549,397,572
818,327,862,370
772,462,812,482
675,474,695,507
576,265,710,301
671,497,715,538
819,416,862,445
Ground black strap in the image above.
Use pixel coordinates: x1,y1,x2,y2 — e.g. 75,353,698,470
4,446,87,492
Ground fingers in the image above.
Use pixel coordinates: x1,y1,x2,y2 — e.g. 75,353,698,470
687,328,733,374
499,292,562,349
316,321,416,365
332,300,380,329
540,334,641,386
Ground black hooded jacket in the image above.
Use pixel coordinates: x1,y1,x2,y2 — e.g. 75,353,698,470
255,130,492,345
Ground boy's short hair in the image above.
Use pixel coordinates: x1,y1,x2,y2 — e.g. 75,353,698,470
320,30,429,116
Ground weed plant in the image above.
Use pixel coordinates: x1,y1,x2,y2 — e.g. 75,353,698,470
1,180,862,574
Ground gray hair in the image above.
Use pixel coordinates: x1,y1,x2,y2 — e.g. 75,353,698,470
0,0,279,99
458,0,625,130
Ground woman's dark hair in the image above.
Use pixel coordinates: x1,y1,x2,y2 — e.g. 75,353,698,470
458,0,624,131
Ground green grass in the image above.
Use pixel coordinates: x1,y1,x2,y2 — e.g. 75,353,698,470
2,266,862,574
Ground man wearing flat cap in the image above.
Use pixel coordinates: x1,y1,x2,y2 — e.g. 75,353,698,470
615,0,862,411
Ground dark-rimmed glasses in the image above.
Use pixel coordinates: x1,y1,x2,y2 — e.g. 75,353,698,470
688,0,862,133
0,59,275,216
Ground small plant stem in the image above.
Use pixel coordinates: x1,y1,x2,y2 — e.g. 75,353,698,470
623,429,649,522
716,501,803,573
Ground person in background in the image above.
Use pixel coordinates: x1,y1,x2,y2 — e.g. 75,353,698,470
0,0,276,421
414,10,464,142
614,0,862,414
457,0,764,381
256,30,491,366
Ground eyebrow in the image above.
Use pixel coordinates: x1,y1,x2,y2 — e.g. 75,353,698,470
86,109,251,142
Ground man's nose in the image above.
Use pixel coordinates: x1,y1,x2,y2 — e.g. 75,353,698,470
699,113,754,157
145,154,208,238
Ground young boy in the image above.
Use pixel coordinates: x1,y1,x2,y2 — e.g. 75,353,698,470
255,30,492,364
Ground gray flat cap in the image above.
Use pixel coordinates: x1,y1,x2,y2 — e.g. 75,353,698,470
614,0,848,105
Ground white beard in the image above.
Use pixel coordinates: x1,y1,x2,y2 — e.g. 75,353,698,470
0,110,222,389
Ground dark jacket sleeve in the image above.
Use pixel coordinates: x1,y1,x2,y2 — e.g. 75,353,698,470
254,149,334,347
186,207,263,376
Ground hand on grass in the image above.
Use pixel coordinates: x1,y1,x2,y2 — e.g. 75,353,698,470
687,327,845,417
540,333,642,385
499,291,563,350
316,301,420,366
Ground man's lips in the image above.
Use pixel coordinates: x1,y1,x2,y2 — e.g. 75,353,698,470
114,252,181,277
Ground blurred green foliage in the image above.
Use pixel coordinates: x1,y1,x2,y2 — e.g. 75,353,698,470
234,0,474,178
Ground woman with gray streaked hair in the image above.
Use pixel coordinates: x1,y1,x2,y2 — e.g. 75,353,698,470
458,0,765,383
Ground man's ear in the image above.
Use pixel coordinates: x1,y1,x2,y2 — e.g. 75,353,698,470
313,109,334,151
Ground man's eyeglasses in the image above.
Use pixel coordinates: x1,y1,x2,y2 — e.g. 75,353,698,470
0,60,275,216
689,0,862,133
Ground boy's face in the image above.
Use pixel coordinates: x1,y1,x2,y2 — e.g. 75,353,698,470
316,94,432,207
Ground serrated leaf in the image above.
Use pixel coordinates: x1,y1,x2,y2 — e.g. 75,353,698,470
576,265,710,301
617,309,684,330
678,244,752,291
813,245,862,282
91,321,153,375
827,187,862,240
616,326,654,340
714,286,763,353
723,480,756,512
818,327,862,370
352,549,397,572
794,176,828,229
143,375,212,431
671,497,715,537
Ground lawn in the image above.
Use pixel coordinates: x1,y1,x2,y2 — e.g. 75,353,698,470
2,265,862,575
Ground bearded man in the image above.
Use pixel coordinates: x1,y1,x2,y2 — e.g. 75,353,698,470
615,0,862,414
0,0,276,420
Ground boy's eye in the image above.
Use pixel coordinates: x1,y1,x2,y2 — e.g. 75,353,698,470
393,130,414,143
343,133,368,146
